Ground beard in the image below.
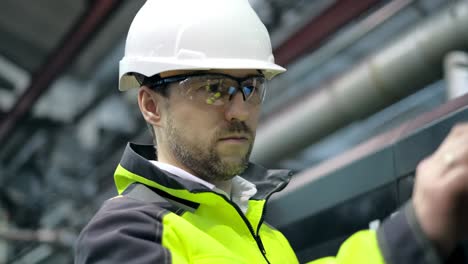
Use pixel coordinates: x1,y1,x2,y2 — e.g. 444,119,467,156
164,116,254,182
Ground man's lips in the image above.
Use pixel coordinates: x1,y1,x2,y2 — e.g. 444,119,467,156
218,135,250,141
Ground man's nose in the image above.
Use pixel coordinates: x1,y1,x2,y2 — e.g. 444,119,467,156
224,92,249,122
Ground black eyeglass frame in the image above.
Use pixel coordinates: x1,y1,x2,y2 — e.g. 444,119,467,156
137,72,267,103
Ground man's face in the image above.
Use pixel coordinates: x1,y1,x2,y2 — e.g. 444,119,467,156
158,69,262,182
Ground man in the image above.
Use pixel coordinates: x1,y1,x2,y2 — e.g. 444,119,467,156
75,0,468,263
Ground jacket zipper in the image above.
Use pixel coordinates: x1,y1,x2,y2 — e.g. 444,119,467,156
217,194,271,264
255,179,290,241
255,176,291,258
215,177,291,264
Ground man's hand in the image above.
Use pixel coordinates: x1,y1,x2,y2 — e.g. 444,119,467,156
413,123,468,256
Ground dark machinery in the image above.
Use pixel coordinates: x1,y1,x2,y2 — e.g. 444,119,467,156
266,94,468,262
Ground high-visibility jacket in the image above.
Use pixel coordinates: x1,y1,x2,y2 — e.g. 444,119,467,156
75,143,450,264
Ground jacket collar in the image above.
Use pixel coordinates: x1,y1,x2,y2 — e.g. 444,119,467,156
116,143,293,201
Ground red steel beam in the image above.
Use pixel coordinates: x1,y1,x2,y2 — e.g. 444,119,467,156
274,0,382,66
0,0,123,144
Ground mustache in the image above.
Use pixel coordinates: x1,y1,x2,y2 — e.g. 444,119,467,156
218,121,253,138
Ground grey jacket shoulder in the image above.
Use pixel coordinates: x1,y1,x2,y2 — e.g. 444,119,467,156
74,195,171,264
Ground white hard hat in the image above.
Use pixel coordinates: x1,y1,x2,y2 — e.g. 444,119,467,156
119,0,286,91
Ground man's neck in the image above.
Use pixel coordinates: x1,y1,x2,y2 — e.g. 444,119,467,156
211,180,232,197
156,151,233,196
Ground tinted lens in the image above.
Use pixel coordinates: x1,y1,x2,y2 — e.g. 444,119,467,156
178,75,265,106
241,76,265,104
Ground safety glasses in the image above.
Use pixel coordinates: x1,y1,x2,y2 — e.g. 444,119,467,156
142,72,267,106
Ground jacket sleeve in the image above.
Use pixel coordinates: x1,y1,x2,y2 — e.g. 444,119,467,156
74,196,181,264
307,201,465,264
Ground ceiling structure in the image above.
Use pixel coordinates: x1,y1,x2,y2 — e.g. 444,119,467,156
0,0,465,262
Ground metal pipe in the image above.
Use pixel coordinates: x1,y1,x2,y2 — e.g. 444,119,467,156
265,0,416,115
0,55,30,92
0,0,123,145
252,0,468,166
444,51,468,100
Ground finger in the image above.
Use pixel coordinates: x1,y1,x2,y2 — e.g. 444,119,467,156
458,147,468,163
446,166,468,237
434,134,468,168
444,164,468,197
439,123,468,150
450,123,468,137
447,123,468,146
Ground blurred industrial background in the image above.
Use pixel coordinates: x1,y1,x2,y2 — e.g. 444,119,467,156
0,0,467,263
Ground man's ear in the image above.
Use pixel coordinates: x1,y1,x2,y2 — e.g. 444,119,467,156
138,86,165,127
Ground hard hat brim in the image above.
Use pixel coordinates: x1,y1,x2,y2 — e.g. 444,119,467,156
119,58,286,91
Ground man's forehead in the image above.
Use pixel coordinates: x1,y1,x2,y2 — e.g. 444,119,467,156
159,69,260,78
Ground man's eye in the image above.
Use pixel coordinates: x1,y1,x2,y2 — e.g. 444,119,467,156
243,86,254,97
205,84,220,93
